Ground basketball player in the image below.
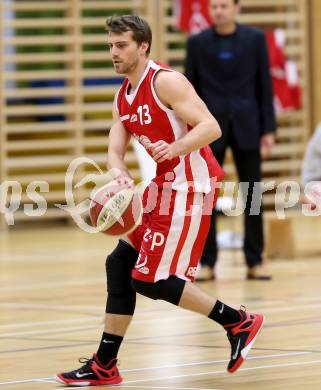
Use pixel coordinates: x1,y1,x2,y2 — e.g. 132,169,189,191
56,15,264,386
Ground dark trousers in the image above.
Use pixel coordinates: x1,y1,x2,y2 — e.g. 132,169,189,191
201,131,264,269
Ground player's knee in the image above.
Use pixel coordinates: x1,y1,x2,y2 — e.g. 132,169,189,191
131,275,186,306
106,239,138,294
105,240,139,315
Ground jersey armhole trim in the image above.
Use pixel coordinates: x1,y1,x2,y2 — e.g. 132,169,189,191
114,87,121,114
151,68,175,115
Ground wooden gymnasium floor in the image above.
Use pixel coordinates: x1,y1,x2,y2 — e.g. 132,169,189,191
1,225,321,390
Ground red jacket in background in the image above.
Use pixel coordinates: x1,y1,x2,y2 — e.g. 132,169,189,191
175,0,211,35
265,29,301,112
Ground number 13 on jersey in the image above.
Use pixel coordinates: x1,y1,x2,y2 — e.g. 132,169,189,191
137,104,152,125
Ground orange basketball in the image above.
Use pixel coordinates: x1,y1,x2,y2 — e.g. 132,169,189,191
89,181,142,236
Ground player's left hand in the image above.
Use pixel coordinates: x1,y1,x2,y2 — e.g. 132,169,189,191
150,140,175,163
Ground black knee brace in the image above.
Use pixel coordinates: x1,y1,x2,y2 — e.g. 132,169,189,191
131,275,186,306
106,239,139,315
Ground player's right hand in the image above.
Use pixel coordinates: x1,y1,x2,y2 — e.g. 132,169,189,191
150,140,175,163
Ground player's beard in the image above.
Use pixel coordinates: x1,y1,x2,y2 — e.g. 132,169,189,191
114,56,139,75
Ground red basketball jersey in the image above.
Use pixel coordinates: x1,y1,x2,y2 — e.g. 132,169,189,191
116,60,224,193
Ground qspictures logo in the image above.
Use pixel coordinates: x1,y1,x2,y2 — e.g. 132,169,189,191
0,157,321,231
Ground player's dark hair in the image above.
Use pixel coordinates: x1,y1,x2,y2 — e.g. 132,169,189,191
106,15,152,55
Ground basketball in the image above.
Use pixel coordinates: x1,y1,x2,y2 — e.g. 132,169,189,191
89,181,143,236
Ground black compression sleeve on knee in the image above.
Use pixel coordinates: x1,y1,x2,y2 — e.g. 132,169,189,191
105,240,139,315
131,275,186,306
106,292,136,315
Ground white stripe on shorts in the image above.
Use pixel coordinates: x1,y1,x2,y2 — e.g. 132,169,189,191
154,191,187,281
175,193,204,280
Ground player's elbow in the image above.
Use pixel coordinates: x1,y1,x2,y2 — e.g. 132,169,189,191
208,121,222,143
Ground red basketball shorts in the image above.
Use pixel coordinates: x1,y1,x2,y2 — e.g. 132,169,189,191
128,184,219,283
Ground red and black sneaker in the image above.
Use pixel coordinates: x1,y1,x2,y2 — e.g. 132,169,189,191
225,307,264,373
56,354,122,387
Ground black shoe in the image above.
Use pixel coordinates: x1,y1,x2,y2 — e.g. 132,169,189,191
224,307,265,373
56,354,122,386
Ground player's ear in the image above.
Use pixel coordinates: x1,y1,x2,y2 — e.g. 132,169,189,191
140,42,149,56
